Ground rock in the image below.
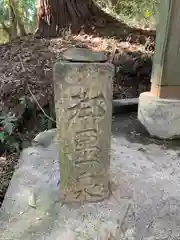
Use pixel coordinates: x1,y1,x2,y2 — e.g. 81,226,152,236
32,128,57,147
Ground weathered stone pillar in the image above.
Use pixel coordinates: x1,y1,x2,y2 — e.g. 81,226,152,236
138,0,180,139
53,48,114,203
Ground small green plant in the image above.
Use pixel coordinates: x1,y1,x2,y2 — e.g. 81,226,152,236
19,95,34,109
144,10,153,19
37,111,55,132
0,112,20,153
0,112,17,136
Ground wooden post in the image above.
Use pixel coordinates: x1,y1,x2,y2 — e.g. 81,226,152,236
151,0,180,99
138,0,180,139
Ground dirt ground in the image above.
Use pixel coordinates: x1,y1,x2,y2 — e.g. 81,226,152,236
0,21,156,206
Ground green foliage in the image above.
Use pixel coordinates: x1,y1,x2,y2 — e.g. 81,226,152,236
0,0,9,22
0,112,21,153
19,95,34,109
97,0,159,24
37,112,55,132
0,0,36,43
0,0,10,43
115,0,158,17
0,112,17,135
21,0,36,24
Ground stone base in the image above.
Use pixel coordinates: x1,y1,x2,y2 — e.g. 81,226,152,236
138,92,180,139
2,119,180,239
0,138,132,240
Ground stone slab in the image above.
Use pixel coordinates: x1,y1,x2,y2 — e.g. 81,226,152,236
138,91,180,139
0,140,132,240
112,98,139,106
61,47,107,62
112,98,138,114
1,115,180,239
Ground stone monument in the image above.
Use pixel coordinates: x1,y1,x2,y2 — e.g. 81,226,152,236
53,47,114,203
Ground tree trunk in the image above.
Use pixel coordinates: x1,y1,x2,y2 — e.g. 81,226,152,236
1,0,26,41
35,0,107,38
1,3,18,41
1,22,12,40
9,0,26,37
17,20,26,36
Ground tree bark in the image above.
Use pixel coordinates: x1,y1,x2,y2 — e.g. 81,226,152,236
1,22,12,40
1,4,18,41
9,0,26,37
35,0,108,38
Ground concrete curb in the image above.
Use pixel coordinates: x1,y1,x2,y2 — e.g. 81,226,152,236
112,98,139,114
112,98,139,106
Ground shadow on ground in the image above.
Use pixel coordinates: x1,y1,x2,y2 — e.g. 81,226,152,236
85,21,156,44
112,112,180,150
63,7,156,45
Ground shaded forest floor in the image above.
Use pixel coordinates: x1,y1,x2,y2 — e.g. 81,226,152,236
0,21,156,206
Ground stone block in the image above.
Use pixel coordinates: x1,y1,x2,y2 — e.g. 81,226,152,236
53,48,114,203
138,91,180,139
